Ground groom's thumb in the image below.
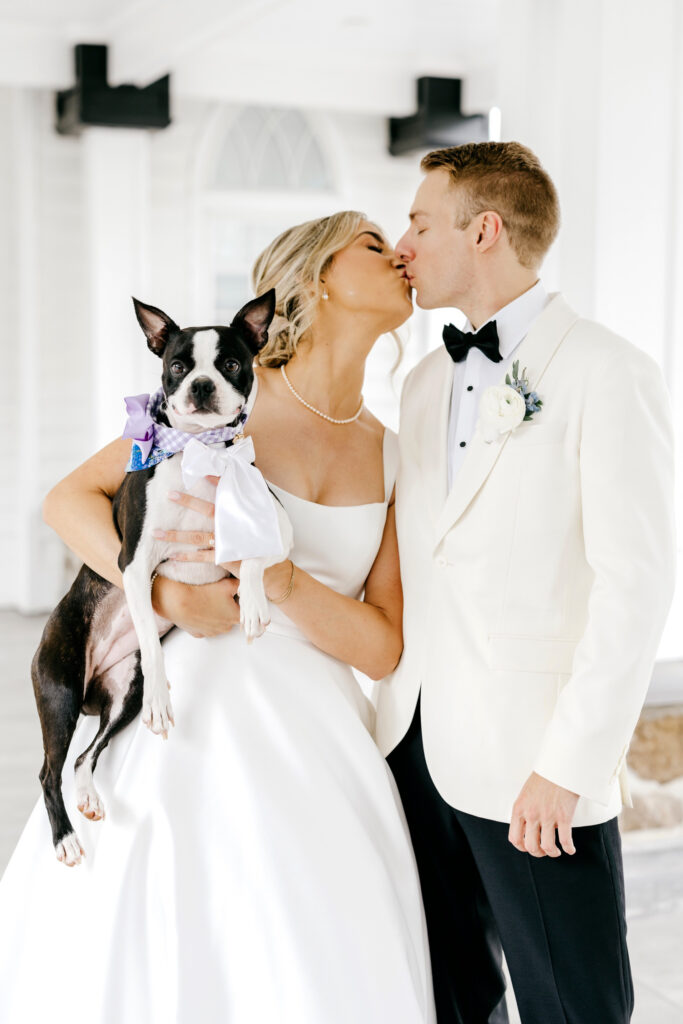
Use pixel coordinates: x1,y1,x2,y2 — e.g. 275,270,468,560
558,821,576,855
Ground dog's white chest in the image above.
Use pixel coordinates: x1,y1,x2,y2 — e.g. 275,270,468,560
146,450,226,583
152,453,215,517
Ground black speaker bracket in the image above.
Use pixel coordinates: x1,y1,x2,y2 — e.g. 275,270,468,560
56,44,171,136
389,77,488,156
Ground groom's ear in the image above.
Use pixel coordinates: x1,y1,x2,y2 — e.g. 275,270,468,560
232,290,276,354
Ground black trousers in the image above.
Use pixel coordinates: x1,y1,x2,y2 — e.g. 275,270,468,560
387,699,634,1024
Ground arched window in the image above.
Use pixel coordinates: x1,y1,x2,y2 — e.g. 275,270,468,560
212,106,333,193
196,105,338,325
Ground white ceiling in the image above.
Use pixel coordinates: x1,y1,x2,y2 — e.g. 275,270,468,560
0,0,116,26
0,0,501,115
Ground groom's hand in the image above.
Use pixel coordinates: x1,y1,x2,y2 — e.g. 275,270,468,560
509,772,579,858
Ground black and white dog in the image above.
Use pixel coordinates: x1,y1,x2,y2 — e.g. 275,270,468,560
32,290,292,866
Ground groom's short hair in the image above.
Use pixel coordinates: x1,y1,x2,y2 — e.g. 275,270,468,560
421,142,560,269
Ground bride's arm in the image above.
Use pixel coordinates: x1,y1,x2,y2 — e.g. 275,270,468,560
262,496,403,680
42,438,240,636
165,481,403,678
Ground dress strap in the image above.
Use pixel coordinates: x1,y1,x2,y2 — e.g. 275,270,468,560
382,428,399,503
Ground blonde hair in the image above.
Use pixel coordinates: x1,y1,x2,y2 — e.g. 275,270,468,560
251,210,367,367
421,142,560,269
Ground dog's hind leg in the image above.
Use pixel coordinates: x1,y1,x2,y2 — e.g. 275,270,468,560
120,549,175,738
32,657,86,867
75,651,143,821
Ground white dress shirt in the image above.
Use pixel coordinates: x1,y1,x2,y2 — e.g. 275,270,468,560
446,280,550,489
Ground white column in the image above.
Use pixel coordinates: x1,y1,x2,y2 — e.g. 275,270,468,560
83,129,151,448
669,3,683,408
593,0,678,369
497,0,682,664
497,0,679,373
496,0,603,314
660,0,683,663
10,88,43,612
583,0,681,659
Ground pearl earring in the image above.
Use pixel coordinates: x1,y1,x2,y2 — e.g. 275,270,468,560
322,287,329,300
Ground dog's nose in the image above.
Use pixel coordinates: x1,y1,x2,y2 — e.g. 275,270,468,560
190,377,215,401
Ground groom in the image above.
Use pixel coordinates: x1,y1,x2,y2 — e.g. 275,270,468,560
375,142,676,1023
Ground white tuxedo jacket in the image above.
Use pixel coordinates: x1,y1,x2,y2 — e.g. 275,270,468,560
374,293,676,826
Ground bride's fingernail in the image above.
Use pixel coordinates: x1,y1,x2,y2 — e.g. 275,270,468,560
152,529,166,538
168,490,180,500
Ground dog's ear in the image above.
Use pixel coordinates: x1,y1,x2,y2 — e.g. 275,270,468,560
232,289,276,353
132,298,179,357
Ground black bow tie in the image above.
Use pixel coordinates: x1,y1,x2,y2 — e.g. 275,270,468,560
442,319,502,364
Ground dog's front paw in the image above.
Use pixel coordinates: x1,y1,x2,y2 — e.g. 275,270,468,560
55,831,85,867
77,787,105,821
142,684,175,739
238,585,269,643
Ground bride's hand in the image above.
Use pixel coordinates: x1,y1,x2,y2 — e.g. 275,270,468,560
156,475,240,575
151,478,241,637
152,575,241,638
157,477,291,602
153,524,241,578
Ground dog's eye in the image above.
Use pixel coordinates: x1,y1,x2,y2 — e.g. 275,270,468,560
170,361,185,375
224,360,240,374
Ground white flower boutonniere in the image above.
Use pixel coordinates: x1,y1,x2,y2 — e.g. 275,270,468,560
479,361,543,444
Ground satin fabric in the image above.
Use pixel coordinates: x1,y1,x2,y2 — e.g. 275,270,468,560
181,435,283,562
0,428,435,1024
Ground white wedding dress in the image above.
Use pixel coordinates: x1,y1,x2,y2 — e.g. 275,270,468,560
0,428,435,1024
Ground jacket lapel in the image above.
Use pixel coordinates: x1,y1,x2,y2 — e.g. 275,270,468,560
433,292,579,550
419,348,454,522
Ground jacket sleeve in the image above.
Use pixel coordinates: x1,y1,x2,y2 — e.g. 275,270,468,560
533,344,677,804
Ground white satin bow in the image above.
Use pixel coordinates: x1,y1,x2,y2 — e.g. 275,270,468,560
181,436,283,563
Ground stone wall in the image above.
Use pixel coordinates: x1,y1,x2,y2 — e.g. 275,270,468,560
621,705,683,831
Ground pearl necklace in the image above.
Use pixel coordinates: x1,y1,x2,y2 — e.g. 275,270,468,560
280,364,364,424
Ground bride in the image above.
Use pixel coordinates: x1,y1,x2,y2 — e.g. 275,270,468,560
0,212,436,1023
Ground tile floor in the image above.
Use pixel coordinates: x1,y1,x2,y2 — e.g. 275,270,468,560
1,611,682,1022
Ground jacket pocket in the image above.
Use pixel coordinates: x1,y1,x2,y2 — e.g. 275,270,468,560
487,634,579,674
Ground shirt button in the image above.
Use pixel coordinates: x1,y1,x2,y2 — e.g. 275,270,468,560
467,385,474,391
459,441,466,448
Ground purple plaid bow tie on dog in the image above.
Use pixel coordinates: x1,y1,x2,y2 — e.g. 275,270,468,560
122,389,247,472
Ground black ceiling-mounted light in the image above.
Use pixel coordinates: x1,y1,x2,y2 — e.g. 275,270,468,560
56,44,171,136
388,77,488,156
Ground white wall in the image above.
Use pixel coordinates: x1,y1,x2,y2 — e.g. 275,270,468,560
0,88,91,611
0,91,20,604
